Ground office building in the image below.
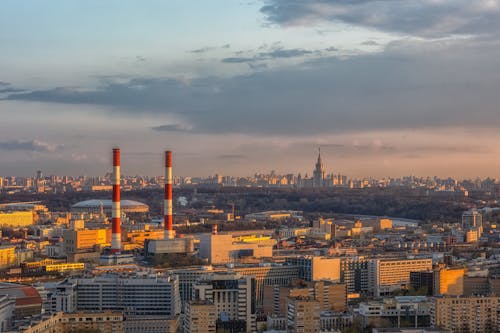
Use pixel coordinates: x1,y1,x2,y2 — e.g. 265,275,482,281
183,300,216,333
410,271,434,296
341,256,370,295
192,273,256,332
287,296,320,333
285,256,341,282
433,268,465,296
199,233,275,264
368,258,433,297
0,211,34,227
61,274,180,318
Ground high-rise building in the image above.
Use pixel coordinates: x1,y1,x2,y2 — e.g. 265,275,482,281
431,296,499,333
287,296,320,333
183,300,217,333
312,148,326,188
192,273,256,333
285,256,341,282
341,257,370,295
462,209,483,235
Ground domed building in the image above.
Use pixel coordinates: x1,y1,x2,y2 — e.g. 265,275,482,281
71,199,149,219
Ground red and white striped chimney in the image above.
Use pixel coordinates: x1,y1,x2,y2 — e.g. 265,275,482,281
111,148,121,253
212,224,218,235
164,150,174,239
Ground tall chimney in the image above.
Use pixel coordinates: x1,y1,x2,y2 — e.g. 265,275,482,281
111,148,121,253
212,224,218,235
164,150,174,239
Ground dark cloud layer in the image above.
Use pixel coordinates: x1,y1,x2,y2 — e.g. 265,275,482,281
261,0,500,37
222,47,314,63
0,140,62,153
5,38,500,136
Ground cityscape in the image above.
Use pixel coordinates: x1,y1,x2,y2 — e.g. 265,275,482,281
2,1,500,333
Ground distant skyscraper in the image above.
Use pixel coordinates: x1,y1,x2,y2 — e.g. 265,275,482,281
313,148,326,188
462,209,483,235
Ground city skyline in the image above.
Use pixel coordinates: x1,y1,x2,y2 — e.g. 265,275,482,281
2,1,500,177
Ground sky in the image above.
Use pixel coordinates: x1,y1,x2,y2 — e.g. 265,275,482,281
1,0,500,178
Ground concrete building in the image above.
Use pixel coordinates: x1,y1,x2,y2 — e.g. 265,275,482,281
264,280,346,315
368,258,433,297
192,273,256,332
359,296,431,328
171,263,299,311
431,296,499,333
285,256,341,282
199,233,275,264
287,296,320,333
433,267,465,296
56,274,180,318
183,300,216,333
9,312,124,333
463,275,490,296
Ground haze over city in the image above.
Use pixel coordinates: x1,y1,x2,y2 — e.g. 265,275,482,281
2,0,500,177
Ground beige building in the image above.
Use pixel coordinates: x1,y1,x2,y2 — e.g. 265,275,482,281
265,280,346,315
183,300,216,333
12,311,124,333
369,258,433,297
199,233,275,264
0,211,34,227
287,296,320,333
431,296,499,333
285,256,341,282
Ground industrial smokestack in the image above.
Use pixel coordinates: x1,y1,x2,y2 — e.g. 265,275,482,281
111,148,121,253
212,224,218,235
164,150,174,239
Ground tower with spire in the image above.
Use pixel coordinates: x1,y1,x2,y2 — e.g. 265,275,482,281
313,148,326,188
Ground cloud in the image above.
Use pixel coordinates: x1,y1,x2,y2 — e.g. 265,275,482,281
260,0,500,37
190,44,231,54
218,154,245,160
222,47,315,63
190,46,216,54
5,38,500,137
151,124,192,132
0,140,63,153
222,57,255,63
361,40,379,46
